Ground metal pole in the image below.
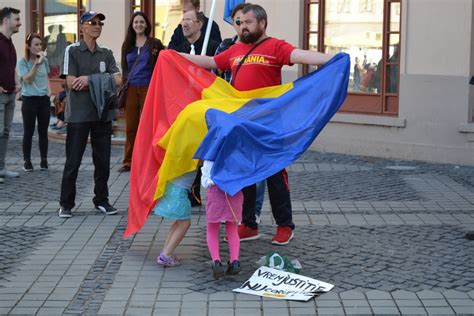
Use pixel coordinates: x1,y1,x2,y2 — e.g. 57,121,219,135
201,0,217,55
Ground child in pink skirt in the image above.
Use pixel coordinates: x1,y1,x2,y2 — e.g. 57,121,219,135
201,161,243,279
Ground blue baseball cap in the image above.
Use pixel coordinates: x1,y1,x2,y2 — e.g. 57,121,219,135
80,11,105,24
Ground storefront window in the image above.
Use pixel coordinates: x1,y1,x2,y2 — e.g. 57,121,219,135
305,0,401,115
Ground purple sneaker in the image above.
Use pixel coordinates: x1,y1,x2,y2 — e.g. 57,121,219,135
157,252,181,267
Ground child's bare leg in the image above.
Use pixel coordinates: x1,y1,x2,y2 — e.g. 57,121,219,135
163,221,179,251
163,219,191,257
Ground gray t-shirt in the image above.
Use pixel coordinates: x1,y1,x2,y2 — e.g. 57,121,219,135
62,40,119,123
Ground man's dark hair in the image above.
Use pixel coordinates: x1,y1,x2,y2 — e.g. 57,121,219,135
241,4,267,29
0,7,20,25
196,11,205,23
231,3,249,19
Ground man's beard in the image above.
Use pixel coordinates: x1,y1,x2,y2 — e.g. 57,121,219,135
240,27,263,44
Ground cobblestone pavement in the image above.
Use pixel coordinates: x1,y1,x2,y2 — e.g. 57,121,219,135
1,126,474,315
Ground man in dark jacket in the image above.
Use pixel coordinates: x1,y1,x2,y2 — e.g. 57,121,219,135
168,0,221,50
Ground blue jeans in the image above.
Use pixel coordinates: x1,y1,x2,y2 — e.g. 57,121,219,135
0,93,16,170
255,180,265,216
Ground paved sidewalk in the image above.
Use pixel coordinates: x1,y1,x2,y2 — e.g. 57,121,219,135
1,125,474,315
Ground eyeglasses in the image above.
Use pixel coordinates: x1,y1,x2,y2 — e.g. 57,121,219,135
83,21,104,26
234,18,241,26
181,18,199,24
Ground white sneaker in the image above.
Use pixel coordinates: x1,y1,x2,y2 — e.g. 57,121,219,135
255,214,261,224
0,169,19,178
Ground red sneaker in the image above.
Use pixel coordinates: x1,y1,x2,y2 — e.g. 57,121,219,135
271,226,294,245
238,224,260,241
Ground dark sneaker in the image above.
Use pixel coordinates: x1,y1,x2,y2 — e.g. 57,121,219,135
212,260,225,279
23,161,33,172
117,165,130,173
58,206,72,218
95,203,118,215
271,226,294,245
226,260,241,275
157,252,181,267
40,160,48,170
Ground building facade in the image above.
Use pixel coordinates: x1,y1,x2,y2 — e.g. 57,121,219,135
4,0,474,165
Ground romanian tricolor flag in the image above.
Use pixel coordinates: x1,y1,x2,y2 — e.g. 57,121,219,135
124,50,349,238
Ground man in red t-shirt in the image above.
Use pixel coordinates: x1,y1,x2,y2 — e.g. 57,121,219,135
182,4,334,245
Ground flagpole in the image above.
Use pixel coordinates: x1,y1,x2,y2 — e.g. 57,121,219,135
201,0,217,55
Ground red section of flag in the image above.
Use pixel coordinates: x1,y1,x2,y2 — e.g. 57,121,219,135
124,50,215,238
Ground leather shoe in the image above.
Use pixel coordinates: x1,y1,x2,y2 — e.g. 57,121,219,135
117,165,131,173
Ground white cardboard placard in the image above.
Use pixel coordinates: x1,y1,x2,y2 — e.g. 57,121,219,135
233,266,334,301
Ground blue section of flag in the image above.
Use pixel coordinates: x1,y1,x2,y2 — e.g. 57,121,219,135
224,0,246,24
194,53,350,195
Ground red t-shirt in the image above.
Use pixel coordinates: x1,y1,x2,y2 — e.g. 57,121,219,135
213,37,295,91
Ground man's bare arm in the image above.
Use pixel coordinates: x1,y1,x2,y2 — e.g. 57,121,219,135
179,53,217,69
290,49,335,66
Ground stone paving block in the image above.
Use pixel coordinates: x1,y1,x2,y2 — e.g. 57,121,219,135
209,301,234,308
154,301,181,309
443,289,471,299
424,307,455,315
366,290,392,300
100,301,128,309
263,307,289,315
395,300,423,307
209,292,235,301
129,300,155,308
446,299,474,307
317,292,340,300
124,307,153,315
421,299,449,307
182,292,208,301
452,306,474,315
416,290,444,300
262,300,288,308
98,307,127,315
236,300,260,308
339,290,366,300
344,306,373,315
209,308,235,316
182,300,207,308
180,308,207,316
9,307,40,315
369,299,397,307
397,306,427,315
316,307,346,315
290,307,317,315
392,290,418,300
316,300,343,307
151,308,180,316
42,300,69,308
235,308,262,316
371,306,401,315
342,300,370,308
155,294,182,301
36,307,66,315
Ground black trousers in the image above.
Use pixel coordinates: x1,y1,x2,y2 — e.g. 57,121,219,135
21,95,50,161
242,169,294,230
60,121,112,209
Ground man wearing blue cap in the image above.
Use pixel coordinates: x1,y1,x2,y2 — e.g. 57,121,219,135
58,11,122,218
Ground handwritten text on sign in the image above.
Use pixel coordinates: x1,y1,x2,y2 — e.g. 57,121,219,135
233,266,334,301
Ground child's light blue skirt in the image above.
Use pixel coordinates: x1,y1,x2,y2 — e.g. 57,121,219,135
153,183,192,220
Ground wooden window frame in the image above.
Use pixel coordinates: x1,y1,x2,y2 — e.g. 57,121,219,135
303,0,402,116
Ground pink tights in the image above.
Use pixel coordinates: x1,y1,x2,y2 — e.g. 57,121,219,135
206,222,240,262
